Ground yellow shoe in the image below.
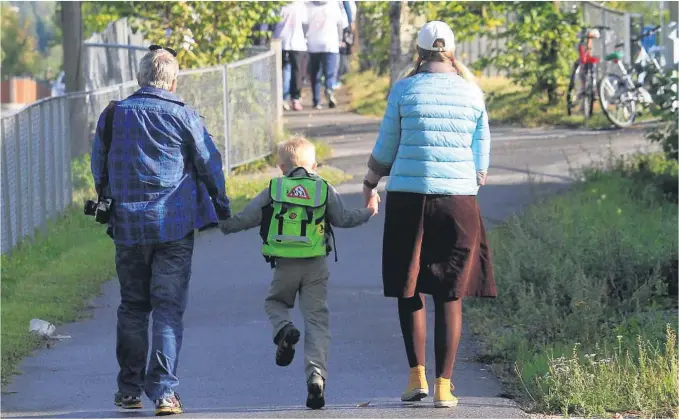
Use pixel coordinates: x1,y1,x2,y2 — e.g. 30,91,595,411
434,377,458,408
401,365,429,402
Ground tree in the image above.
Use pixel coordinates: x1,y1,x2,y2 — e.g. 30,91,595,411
81,1,284,69
408,1,504,42
357,1,391,74
478,2,580,105
81,2,131,39
358,1,502,77
1,3,42,78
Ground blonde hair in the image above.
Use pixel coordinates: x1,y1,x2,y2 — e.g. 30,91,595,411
277,135,316,169
137,49,179,91
408,38,476,83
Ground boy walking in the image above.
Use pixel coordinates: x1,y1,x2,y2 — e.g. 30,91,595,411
220,136,378,409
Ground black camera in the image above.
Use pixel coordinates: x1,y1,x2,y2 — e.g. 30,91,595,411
84,196,114,224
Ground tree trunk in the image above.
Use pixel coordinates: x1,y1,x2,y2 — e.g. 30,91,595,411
388,1,403,93
61,2,84,94
61,2,88,158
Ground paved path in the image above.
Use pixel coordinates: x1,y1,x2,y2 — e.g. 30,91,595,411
1,92,650,418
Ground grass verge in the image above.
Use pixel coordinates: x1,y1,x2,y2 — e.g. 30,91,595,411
1,156,349,385
466,153,678,417
344,71,652,130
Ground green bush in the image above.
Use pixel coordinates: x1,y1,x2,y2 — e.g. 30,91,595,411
476,2,580,105
466,155,679,417
645,68,678,161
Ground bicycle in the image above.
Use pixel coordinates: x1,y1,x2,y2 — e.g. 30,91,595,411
598,25,664,128
566,26,610,120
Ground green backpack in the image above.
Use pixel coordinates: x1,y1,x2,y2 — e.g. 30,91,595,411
260,169,336,263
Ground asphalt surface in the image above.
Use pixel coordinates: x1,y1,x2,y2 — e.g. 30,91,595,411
0,93,651,419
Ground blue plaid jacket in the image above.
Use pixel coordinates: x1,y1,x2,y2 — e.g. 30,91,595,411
91,86,231,246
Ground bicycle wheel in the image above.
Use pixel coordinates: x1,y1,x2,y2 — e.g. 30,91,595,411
566,61,580,116
598,73,636,128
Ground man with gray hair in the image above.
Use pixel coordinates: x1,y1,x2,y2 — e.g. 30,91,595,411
91,45,231,416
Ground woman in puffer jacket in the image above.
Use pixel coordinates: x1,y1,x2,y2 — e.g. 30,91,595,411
361,21,497,408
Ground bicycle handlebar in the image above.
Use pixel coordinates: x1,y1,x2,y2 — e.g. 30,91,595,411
583,25,611,31
632,25,661,42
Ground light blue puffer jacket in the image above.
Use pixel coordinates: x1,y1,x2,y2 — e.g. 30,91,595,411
368,71,491,196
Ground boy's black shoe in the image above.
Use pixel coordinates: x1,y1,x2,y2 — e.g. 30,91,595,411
274,323,300,366
306,373,326,410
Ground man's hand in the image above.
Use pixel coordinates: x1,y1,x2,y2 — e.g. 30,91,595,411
218,219,230,235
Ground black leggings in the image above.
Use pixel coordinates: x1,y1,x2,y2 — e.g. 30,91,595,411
398,294,462,379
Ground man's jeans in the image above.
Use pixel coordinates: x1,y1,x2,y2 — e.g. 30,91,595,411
115,233,194,400
309,52,340,106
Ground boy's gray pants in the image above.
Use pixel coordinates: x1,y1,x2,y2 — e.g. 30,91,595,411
265,257,330,381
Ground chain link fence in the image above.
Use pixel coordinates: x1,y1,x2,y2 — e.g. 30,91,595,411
1,98,72,253
84,18,148,91
1,46,282,255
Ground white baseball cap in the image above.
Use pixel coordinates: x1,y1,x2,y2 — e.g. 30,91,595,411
417,21,456,52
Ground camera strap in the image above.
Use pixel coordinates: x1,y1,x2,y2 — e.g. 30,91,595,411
96,101,117,197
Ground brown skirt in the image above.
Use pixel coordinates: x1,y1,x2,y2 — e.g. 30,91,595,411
382,192,497,300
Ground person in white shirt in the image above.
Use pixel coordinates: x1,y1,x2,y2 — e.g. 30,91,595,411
306,1,348,109
274,1,309,111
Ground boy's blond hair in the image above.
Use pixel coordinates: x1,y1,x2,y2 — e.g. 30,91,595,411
277,136,316,170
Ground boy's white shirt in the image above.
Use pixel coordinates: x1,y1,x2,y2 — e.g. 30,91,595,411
306,1,348,54
274,1,308,52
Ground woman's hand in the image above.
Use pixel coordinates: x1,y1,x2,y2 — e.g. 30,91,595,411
477,171,487,186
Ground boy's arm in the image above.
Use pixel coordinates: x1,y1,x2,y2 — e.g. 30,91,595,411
220,188,271,234
326,184,373,228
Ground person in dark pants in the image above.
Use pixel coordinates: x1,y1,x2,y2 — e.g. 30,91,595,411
275,1,309,111
306,1,348,109
91,46,231,416
336,0,356,88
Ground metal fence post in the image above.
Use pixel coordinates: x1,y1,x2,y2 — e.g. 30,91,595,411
602,9,608,72
14,115,23,243
55,100,63,212
25,109,34,243
271,38,284,142
1,121,13,254
63,97,72,207
38,104,47,236
222,65,231,174
49,101,58,221
624,12,632,67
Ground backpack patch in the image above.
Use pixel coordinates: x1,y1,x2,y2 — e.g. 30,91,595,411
287,184,310,199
